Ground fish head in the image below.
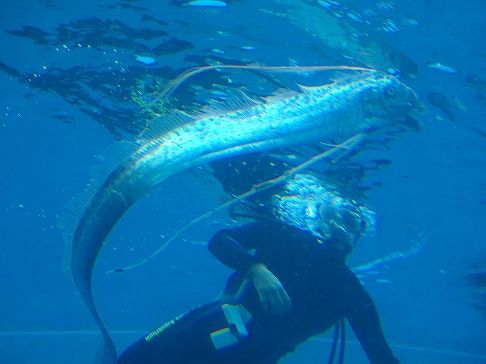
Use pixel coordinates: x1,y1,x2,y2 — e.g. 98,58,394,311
360,73,418,129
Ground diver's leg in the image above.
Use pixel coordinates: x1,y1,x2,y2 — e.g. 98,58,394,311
221,319,290,364
117,302,224,364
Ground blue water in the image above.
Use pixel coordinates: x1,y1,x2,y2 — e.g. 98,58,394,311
0,1,485,363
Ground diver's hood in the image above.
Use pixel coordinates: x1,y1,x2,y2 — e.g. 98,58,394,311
272,174,376,240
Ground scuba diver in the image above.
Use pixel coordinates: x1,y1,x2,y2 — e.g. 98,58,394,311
117,173,400,364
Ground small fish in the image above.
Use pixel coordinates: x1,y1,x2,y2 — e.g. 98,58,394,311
452,95,467,111
209,90,228,97
380,19,400,32
134,55,156,65
184,0,227,7
376,0,395,10
347,12,363,23
189,240,208,246
402,18,419,26
427,62,458,73
427,92,455,121
376,279,392,284
317,0,334,9
465,74,486,92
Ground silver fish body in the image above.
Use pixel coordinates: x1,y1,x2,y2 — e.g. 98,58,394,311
68,72,416,363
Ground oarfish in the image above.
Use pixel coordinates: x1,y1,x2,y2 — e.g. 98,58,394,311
64,71,417,363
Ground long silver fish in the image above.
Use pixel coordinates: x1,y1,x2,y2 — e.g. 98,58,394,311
65,72,417,363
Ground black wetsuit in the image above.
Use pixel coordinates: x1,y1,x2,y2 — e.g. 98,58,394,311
117,221,399,364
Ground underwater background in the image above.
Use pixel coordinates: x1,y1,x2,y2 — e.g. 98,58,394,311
0,0,484,363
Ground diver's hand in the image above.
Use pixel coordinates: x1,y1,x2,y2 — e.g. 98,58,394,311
249,263,292,315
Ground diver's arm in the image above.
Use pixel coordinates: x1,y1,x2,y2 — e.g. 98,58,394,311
248,263,292,314
346,286,400,364
208,223,291,314
208,227,260,271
